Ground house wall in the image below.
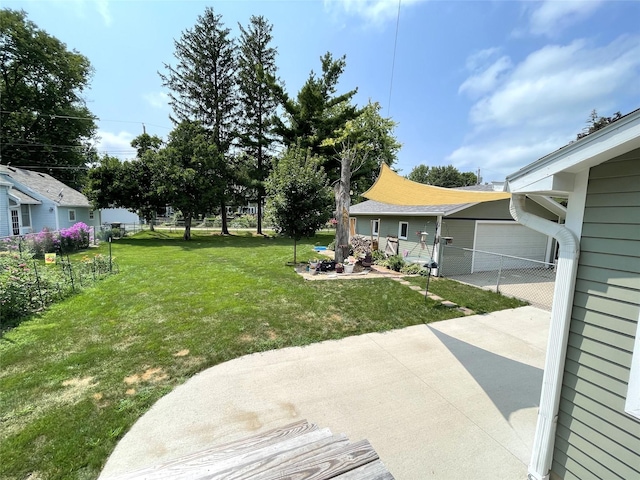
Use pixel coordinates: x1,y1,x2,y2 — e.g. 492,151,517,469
551,150,640,480
56,206,97,230
30,201,59,232
352,215,438,260
101,208,140,225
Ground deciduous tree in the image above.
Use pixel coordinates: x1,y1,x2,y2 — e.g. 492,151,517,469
322,101,400,262
0,9,97,188
406,164,477,188
265,147,333,263
154,121,225,240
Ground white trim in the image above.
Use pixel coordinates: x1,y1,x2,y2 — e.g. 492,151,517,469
433,215,442,276
507,109,640,193
525,170,588,480
625,309,640,420
371,219,379,236
398,221,409,240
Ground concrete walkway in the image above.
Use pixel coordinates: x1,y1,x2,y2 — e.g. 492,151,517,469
100,306,550,480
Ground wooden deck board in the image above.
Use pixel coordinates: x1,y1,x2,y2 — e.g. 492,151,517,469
107,419,394,480
110,420,317,480
254,439,379,480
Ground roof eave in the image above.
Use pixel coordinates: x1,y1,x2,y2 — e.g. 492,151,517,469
507,108,640,195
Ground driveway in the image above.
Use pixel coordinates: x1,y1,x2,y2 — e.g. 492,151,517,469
100,306,549,480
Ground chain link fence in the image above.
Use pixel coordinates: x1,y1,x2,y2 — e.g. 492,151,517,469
439,245,556,310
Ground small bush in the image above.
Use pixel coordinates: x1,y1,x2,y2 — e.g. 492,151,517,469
384,255,405,272
371,250,386,263
401,263,425,275
229,215,257,229
0,250,115,329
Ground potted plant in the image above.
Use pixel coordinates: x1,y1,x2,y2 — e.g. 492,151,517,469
309,259,319,270
335,263,344,273
344,260,355,274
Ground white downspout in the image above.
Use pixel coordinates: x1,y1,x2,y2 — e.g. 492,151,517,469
510,194,579,480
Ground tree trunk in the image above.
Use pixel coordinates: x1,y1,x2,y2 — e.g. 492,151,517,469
149,214,155,232
257,190,264,235
293,237,297,264
220,201,230,235
334,154,351,264
183,215,192,241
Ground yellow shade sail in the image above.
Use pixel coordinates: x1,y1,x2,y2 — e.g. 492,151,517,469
363,164,511,206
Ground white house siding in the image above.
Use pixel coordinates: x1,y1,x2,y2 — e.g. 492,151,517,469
100,208,140,225
472,221,549,272
551,151,640,480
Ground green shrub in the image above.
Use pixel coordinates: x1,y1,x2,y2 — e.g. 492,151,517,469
371,250,386,263
229,215,257,229
401,263,425,275
0,250,116,329
384,255,405,272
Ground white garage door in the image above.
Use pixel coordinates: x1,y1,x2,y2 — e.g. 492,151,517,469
472,221,549,272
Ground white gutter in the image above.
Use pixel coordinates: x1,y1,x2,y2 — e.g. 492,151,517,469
510,194,579,480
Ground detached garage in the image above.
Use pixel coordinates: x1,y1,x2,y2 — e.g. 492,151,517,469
473,221,551,272
349,164,561,275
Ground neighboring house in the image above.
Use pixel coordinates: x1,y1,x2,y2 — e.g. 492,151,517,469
100,208,142,225
506,108,640,480
0,165,100,237
349,164,562,274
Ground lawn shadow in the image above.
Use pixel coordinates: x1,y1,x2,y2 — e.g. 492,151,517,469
428,327,543,421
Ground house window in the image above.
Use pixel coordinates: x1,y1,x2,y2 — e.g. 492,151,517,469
371,219,380,236
625,309,640,420
89,210,94,220
68,209,76,222
398,221,409,240
11,209,20,235
20,205,31,227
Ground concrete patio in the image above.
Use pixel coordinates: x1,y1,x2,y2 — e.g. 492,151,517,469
100,306,550,480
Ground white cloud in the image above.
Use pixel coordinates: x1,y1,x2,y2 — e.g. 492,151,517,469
446,134,567,182
95,0,112,27
52,0,112,26
143,92,169,110
467,35,640,129
459,55,512,98
528,0,604,37
451,34,640,181
324,0,423,25
93,130,136,159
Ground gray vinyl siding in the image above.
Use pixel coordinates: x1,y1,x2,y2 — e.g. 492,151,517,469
352,214,438,258
438,219,475,275
551,149,640,480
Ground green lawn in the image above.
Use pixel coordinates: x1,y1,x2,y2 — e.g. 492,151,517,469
0,231,525,479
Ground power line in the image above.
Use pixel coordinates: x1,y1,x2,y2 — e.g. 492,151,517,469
0,110,172,130
387,0,402,117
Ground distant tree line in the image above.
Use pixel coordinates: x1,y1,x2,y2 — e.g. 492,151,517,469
405,164,478,187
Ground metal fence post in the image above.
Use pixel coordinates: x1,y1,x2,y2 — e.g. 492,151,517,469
496,255,503,293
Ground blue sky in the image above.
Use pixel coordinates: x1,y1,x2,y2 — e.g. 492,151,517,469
4,0,640,182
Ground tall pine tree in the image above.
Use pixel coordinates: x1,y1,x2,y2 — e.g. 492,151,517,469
237,15,279,235
159,7,237,234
